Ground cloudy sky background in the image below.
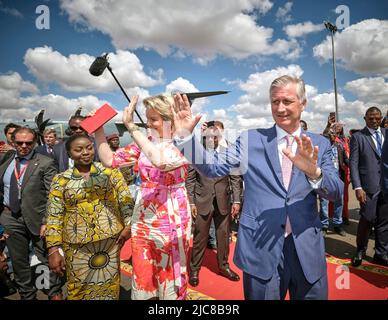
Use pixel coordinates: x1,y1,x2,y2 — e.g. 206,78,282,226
0,0,387,140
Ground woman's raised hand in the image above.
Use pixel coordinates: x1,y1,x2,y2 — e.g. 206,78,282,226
172,93,202,137
123,95,139,127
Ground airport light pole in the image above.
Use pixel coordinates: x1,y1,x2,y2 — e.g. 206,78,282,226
324,21,339,122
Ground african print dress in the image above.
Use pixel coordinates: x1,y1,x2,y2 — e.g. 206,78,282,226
112,138,191,300
46,162,133,300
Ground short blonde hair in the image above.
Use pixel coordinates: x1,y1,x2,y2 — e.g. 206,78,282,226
43,128,57,136
143,94,174,122
270,75,306,102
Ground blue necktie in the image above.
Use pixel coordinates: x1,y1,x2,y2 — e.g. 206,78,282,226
375,131,382,156
9,157,21,213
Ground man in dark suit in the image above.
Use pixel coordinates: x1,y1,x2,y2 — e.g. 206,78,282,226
383,132,388,197
53,115,86,172
350,106,388,267
0,127,62,299
35,128,57,158
381,136,388,264
186,122,242,287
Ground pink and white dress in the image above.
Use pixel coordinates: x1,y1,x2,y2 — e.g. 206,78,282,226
112,138,191,300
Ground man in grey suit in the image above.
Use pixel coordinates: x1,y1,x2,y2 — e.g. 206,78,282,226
186,122,242,286
350,106,388,267
0,127,63,299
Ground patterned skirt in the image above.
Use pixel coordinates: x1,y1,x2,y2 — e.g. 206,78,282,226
130,184,192,300
63,237,121,300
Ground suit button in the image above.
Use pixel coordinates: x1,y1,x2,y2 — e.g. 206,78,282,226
281,224,285,229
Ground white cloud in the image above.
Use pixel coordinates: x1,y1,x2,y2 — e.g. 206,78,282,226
59,0,301,62
226,64,304,130
0,92,107,123
0,72,39,109
220,65,373,132
307,92,369,130
23,46,163,92
284,21,324,38
0,72,152,124
276,2,293,23
345,77,388,105
0,1,23,18
313,19,388,77
165,77,207,115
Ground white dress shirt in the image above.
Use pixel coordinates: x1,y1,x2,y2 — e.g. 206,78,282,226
275,125,322,188
367,126,385,150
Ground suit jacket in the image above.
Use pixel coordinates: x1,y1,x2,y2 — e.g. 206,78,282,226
186,155,242,216
35,144,54,158
381,137,388,200
349,127,386,194
0,150,57,235
178,125,343,284
53,142,69,173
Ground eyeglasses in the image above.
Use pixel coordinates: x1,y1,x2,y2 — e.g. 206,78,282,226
70,126,82,131
14,141,34,146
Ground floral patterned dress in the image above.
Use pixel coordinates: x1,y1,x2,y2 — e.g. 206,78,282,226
112,138,191,300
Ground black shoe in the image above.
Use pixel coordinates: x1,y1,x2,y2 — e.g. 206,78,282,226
343,217,350,226
351,250,365,267
189,270,199,287
372,254,388,267
207,242,217,250
0,273,17,298
218,267,240,281
334,226,346,237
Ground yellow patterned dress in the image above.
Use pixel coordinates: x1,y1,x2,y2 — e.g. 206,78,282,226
46,162,134,300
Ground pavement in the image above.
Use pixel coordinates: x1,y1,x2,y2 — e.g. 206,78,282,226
3,190,374,300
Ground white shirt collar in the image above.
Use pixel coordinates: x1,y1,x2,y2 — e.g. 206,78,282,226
275,125,301,141
367,126,381,135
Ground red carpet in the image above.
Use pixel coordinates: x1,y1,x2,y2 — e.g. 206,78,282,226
120,240,388,300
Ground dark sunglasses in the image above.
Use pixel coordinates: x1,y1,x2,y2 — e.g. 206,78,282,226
14,141,34,146
70,126,82,131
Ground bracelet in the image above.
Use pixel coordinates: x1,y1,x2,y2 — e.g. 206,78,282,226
127,123,140,133
48,248,59,257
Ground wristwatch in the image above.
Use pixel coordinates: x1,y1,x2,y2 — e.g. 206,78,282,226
309,168,323,183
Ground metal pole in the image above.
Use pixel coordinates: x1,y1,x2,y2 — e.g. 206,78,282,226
106,65,146,126
330,30,339,122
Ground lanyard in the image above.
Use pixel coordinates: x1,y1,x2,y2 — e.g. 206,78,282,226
14,159,29,189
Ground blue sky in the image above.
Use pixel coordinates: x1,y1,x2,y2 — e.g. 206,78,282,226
0,0,387,138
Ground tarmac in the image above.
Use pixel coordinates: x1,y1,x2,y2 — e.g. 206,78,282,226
4,190,375,300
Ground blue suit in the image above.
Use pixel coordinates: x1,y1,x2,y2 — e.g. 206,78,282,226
177,125,343,299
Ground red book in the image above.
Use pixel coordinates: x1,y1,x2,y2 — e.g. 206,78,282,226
80,104,118,134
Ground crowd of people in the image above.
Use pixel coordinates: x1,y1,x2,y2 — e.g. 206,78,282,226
0,74,387,300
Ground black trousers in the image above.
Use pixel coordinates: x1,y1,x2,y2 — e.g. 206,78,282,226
0,209,62,299
357,193,388,257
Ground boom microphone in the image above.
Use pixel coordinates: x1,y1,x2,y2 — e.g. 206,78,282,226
88,52,146,126
89,54,109,76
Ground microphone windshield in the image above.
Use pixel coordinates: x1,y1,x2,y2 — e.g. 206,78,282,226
89,55,109,76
